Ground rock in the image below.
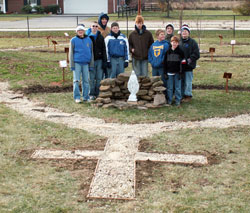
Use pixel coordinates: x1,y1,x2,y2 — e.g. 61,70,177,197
150,76,161,83
111,86,121,93
141,82,152,87
114,92,124,97
99,91,113,98
115,79,124,85
100,78,116,86
117,73,130,82
141,77,151,84
145,103,159,108
120,82,128,90
96,103,103,107
153,86,166,92
121,89,129,94
137,106,148,110
140,95,153,101
95,97,104,103
137,90,148,96
137,100,147,106
152,80,164,87
103,98,112,104
99,85,111,92
102,103,116,108
153,94,166,106
148,89,155,96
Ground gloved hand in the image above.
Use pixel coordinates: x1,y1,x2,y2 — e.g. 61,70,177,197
187,58,192,65
164,73,168,80
107,62,111,68
124,61,128,68
102,61,107,70
71,67,75,71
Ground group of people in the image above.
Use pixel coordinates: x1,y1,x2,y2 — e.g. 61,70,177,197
69,13,200,106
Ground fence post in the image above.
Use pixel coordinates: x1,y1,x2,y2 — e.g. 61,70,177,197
126,12,128,38
76,16,79,25
233,15,235,38
27,16,30,38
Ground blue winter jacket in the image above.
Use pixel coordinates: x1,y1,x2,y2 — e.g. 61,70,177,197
148,40,169,68
104,31,129,62
69,35,94,69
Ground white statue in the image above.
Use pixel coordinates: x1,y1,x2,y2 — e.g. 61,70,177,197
127,70,139,102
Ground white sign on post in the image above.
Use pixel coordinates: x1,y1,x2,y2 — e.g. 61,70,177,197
59,60,67,68
64,33,69,37
231,40,236,45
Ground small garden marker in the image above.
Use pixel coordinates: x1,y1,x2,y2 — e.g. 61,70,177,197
231,40,236,55
52,40,58,53
209,47,215,62
218,35,223,45
223,72,232,93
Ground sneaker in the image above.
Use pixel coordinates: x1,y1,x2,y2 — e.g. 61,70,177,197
182,96,192,103
83,99,92,103
90,96,96,100
75,99,81,103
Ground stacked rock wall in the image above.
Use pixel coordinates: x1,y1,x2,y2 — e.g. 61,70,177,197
95,73,167,109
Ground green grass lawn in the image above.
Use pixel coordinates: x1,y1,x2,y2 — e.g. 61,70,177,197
0,30,249,212
0,105,249,212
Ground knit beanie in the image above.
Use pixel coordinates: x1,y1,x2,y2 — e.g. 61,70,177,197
135,15,144,24
76,24,85,32
165,23,174,31
181,26,190,34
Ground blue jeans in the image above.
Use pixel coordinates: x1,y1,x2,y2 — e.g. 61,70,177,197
73,63,90,101
89,60,103,97
132,58,148,77
152,67,167,96
110,57,124,78
167,73,182,105
181,71,193,97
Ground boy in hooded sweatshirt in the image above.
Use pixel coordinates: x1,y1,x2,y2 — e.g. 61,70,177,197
69,25,94,103
165,23,174,42
148,29,169,91
105,22,129,78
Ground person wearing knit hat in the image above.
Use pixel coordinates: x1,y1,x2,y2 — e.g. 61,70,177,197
165,23,174,42
179,25,200,102
128,15,154,77
69,24,94,103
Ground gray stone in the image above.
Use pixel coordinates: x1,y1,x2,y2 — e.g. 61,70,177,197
100,78,116,86
152,80,164,87
148,89,155,96
150,76,161,83
153,86,166,92
141,77,151,84
140,95,153,101
141,82,152,87
117,73,130,82
115,79,124,85
137,90,148,96
99,91,113,98
102,103,116,108
103,98,112,104
111,86,121,93
153,94,166,106
100,85,111,92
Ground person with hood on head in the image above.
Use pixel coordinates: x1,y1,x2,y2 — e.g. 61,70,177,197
69,25,94,103
128,15,154,77
98,13,111,39
97,13,110,78
85,21,107,100
179,25,200,102
165,23,174,42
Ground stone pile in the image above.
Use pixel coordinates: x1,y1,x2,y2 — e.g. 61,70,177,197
95,73,167,109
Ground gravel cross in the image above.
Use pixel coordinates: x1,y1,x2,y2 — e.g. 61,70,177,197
1,82,249,199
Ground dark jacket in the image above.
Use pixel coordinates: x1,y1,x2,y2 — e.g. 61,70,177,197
86,30,107,62
164,46,185,74
179,37,200,71
128,25,154,60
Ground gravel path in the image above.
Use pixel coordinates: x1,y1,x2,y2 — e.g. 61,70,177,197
1,81,249,199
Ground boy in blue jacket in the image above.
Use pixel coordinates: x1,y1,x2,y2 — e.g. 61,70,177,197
148,29,169,91
69,25,94,103
104,22,129,78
